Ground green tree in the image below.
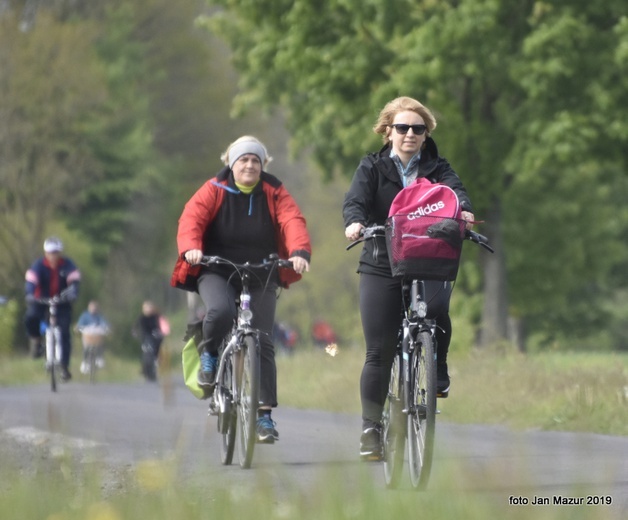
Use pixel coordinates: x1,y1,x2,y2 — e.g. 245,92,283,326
201,0,628,350
0,11,111,294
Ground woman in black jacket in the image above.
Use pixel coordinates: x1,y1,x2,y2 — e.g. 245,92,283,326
343,96,475,460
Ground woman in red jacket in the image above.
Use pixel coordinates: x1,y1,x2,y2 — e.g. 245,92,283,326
172,135,311,443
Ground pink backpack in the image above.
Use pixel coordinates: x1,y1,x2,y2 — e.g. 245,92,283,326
386,177,465,280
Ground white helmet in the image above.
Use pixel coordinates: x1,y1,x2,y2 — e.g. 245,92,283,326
43,236,63,253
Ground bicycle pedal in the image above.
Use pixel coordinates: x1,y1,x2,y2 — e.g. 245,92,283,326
207,397,219,416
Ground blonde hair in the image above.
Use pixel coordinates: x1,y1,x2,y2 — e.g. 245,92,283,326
373,97,437,144
220,135,273,168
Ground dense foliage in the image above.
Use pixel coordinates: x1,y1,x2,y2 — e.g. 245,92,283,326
2,0,628,352
201,0,628,350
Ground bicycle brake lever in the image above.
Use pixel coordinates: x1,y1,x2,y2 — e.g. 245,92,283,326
346,238,362,251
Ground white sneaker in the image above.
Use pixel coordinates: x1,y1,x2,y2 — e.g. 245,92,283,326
95,357,105,368
80,361,89,374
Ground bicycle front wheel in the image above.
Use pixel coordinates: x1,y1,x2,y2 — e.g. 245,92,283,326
407,331,437,490
46,329,57,392
141,345,157,382
236,334,260,469
383,352,405,488
88,347,97,384
218,352,237,465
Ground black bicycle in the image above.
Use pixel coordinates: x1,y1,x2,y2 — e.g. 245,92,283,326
200,254,293,469
141,335,161,382
348,221,493,489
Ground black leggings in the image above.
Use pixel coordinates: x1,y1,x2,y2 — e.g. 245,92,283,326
358,273,452,426
197,272,278,407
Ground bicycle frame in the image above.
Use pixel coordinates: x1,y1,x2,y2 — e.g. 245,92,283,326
200,254,292,469
45,300,63,368
214,269,258,417
401,280,436,414
35,297,64,392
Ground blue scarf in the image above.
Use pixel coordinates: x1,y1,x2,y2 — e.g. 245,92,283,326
390,151,421,187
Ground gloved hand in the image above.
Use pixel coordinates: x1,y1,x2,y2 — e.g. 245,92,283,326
62,284,78,302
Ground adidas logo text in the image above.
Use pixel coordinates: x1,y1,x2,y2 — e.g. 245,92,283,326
407,201,445,220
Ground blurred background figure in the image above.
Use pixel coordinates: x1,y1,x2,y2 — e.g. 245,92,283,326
311,319,337,349
273,321,299,355
132,300,168,381
75,300,110,374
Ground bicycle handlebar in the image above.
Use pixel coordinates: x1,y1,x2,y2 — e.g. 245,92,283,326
197,253,294,270
346,223,494,253
464,229,495,253
345,225,386,251
28,285,76,306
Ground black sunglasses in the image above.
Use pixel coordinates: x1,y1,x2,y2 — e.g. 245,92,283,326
390,124,428,135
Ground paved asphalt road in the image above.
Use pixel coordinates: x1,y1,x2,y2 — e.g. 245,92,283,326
1,380,626,516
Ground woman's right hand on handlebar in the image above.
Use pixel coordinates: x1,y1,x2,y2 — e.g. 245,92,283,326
184,249,204,265
345,222,365,242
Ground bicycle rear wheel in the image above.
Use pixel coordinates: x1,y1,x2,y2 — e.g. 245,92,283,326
383,352,405,488
141,344,157,382
218,352,237,465
407,331,437,490
88,347,97,384
236,334,260,469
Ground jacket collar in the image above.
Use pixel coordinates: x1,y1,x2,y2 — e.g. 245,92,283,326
373,138,440,181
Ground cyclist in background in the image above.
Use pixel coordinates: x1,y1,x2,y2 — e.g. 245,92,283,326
171,135,311,443
24,236,81,381
132,300,165,361
75,300,110,373
343,96,474,459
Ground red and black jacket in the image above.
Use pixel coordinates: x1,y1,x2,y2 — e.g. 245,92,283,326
171,168,311,291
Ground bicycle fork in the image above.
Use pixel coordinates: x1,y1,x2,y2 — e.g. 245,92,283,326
401,320,435,419
215,334,238,417
45,308,62,367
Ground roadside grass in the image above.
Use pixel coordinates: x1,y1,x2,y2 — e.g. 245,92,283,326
0,351,146,385
0,453,622,520
437,349,628,436
275,346,628,437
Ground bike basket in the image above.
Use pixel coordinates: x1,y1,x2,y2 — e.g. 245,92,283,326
385,214,466,281
81,325,107,348
81,333,105,348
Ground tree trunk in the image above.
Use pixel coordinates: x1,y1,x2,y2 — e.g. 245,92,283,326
477,197,509,348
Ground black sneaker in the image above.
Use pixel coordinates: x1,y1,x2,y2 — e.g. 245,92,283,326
256,416,279,443
30,338,44,359
437,363,450,398
360,426,382,461
61,367,72,381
